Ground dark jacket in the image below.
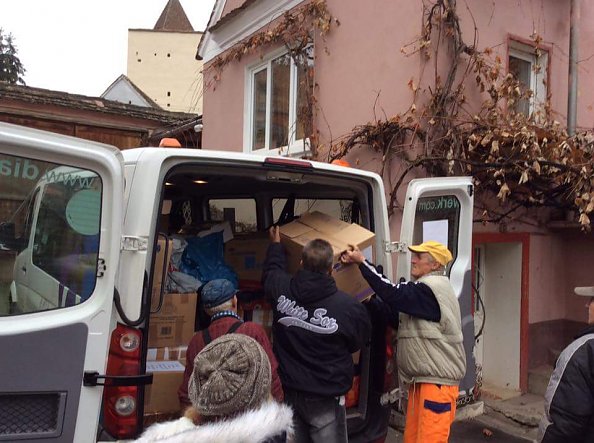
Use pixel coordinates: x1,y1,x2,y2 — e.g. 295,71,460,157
263,243,371,396
538,324,594,442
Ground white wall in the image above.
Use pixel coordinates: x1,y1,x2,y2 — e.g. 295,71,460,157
482,242,522,390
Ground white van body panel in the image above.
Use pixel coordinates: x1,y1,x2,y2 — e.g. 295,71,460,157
397,176,476,396
0,122,124,442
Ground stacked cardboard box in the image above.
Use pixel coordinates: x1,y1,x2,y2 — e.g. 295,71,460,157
279,212,376,302
144,360,186,414
224,232,269,282
146,292,197,415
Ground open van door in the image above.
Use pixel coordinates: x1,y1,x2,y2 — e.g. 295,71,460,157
397,177,476,400
0,123,123,442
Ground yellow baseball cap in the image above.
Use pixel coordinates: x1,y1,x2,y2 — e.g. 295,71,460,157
408,241,453,266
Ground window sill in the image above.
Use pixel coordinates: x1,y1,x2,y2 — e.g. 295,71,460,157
250,139,311,158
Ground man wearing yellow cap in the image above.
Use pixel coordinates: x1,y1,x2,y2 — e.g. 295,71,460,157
341,240,465,443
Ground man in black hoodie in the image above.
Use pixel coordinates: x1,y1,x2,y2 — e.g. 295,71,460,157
263,226,371,443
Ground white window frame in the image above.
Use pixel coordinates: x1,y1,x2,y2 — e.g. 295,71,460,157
244,47,310,156
508,40,549,118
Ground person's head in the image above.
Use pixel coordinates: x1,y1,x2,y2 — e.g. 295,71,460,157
188,334,272,419
575,286,594,324
200,279,237,316
301,238,334,275
408,241,453,279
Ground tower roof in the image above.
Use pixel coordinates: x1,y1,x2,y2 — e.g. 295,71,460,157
154,0,194,31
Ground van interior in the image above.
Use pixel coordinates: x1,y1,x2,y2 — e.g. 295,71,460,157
141,161,392,436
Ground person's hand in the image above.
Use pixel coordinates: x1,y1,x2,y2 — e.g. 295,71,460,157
340,245,365,265
269,225,281,243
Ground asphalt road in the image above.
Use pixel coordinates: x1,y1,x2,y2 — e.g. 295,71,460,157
385,419,532,442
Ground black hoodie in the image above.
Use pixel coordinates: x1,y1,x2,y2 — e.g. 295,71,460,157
263,243,371,396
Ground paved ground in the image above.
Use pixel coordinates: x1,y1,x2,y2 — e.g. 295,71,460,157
385,418,533,442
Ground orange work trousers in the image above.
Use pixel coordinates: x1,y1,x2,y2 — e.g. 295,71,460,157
403,383,458,443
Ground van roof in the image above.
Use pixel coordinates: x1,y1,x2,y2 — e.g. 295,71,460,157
122,147,380,181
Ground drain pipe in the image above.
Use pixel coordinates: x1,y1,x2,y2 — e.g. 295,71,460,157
567,0,580,136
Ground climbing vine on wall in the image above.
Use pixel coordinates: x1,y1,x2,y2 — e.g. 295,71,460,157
330,0,594,230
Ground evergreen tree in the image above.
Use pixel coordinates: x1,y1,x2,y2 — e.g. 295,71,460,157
0,28,26,85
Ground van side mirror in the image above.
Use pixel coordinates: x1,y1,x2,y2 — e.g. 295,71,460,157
0,222,16,249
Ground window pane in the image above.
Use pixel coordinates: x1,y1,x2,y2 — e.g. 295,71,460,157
296,46,314,141
509,55,531,116
0,155,102,315
412,195,461,273
270,54,291,149
209,199,257,233
252,69,267,150
272,198,355,223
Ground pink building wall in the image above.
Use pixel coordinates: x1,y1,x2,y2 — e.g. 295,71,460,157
203,0,594,150
201,0,594,336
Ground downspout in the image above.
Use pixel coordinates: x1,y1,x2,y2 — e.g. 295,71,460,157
567,0,580,136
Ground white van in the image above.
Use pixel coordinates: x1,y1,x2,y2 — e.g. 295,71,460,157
0,122,475,442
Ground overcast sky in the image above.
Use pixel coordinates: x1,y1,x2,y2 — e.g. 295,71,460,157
2,0,216,97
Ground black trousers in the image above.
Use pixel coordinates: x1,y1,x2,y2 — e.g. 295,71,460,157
284,388,348,443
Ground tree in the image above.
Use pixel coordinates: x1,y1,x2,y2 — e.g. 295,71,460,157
0,28,26,85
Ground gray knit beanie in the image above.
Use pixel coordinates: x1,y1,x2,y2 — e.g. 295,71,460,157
188,333,271,417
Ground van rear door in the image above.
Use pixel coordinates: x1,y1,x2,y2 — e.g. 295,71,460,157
397,177,476,398
0,123,123,442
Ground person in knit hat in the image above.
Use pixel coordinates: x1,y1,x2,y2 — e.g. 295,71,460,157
178,279,283,408
136,334,293,443
341,240,465,443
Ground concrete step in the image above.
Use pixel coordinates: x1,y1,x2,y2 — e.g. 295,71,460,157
483,393,544,428
528,365,553,396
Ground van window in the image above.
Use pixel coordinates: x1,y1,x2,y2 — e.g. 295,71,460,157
0,154,102,315
209,199,257,233
411,195,461,266
272,198,354,223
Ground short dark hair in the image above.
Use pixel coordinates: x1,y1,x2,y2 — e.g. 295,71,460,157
302,238,334,274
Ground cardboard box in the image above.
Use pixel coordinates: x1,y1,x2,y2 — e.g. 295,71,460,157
151,237,173,311
225,233,269,282
280,212,375,301
144,360,185,414
147,345,188,363
149,292,198,348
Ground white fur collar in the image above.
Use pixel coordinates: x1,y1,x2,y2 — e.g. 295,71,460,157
135,401,293,443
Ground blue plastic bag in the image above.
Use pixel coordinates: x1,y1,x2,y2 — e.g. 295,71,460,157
180,231,238,287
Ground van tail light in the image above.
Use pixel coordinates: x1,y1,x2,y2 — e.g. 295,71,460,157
102,323,143,439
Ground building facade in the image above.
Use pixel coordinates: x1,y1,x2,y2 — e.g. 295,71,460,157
198,0,594,397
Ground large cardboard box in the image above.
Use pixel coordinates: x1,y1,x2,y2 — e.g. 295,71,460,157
280,212,375,302
144,360,185,414
149,292,198,348
224,233,269,282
